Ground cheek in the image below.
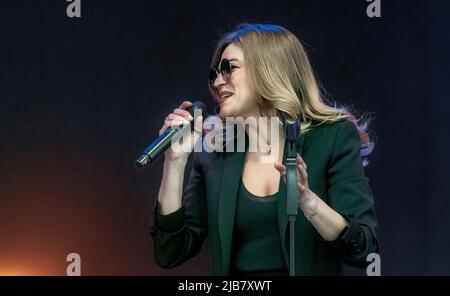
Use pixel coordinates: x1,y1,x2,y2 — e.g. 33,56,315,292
233,80,250,99
212,90,220,103
238,87,253,105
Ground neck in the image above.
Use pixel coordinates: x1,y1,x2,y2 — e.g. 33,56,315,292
244,113,284,154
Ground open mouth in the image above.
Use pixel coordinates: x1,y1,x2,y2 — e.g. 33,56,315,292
219,92,233,105
220,94,232,105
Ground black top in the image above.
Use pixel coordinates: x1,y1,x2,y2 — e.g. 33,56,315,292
230,178,288,276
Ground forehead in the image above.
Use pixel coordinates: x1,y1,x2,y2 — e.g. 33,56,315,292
221,43,243,61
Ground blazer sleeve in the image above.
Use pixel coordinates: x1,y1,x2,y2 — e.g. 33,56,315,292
150,151,208,268
327,120,379,268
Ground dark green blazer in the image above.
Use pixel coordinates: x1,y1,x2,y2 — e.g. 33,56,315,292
151,119,378,275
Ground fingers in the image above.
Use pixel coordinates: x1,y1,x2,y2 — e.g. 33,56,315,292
296,153,307,170
168,101,194,126
273,155,308,178
166,113,191,122
179,101,192,109
159,101,193,136
273,161,286,174
173,108,193,121
160,119,187,135
160,113,189,136
296,153,308,188
297,164,308,187
297,181,307,193
276,154,309,191
164,114,189,129
274,161,287,184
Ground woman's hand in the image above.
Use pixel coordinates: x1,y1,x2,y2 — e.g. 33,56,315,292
274,153,318,215
159,100,203,162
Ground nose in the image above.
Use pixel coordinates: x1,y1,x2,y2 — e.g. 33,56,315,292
213,72,227,89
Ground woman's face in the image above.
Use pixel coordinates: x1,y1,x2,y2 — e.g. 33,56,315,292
212,43,259,119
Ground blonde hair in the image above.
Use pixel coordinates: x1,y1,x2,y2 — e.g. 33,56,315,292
209,23,374,161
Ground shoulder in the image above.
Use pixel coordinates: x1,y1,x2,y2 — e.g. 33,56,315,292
302,119,360,158
305,118,356,142
307,118,356,134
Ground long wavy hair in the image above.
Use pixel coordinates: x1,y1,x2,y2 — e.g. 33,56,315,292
208,23,374,164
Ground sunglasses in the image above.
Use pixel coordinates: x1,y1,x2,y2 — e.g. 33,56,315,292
208,59,238,88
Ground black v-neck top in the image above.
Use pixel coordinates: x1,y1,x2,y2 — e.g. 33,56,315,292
230,178,288,275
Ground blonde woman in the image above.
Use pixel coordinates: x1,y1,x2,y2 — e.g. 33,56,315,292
151,24,378,275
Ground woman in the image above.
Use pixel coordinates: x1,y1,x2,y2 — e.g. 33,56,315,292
150,23,378,276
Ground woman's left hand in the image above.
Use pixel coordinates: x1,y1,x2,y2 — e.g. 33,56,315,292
274,153,317,212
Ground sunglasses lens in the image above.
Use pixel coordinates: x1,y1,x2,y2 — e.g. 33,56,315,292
220,59,232,81
208,69,218,86
209,59,233,86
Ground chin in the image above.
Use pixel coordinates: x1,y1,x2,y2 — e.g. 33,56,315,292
219,106,232,118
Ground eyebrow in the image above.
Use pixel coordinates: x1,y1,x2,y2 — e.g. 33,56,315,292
221,58,241,63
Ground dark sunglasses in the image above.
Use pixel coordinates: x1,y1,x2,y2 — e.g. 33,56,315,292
208,59,237,87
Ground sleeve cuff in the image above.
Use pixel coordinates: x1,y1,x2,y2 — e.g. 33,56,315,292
339,219,366,254
154,202,186,233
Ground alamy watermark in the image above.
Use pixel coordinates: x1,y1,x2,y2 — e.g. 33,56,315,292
66,1,380,19
64,251,379,276
366,0,381,18
66,253,81,276
66,0,81,18
170,109,283,163
366,252,381,276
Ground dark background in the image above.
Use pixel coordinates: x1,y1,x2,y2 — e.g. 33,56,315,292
0,0,448,275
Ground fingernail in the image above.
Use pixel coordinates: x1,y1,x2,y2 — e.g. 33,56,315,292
188,115,193,120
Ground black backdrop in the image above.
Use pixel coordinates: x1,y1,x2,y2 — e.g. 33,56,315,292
0,0,448,275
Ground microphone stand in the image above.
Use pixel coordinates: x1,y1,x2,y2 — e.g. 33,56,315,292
284,115,301,276
286,139,297,276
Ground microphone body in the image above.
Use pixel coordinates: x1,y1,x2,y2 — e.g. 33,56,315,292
135,101,208,170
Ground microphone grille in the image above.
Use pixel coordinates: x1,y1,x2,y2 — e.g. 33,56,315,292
189,101,208,119
283,114,301,142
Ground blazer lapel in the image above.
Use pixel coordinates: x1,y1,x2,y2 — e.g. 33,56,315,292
217,136,247,275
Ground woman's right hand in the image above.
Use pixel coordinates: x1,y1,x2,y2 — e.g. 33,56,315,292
159,100,203,162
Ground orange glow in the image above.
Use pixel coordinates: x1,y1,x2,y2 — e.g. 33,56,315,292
0,261,58,276
0,266,38,276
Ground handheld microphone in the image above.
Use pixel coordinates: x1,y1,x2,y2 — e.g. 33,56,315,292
135,101,208,170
